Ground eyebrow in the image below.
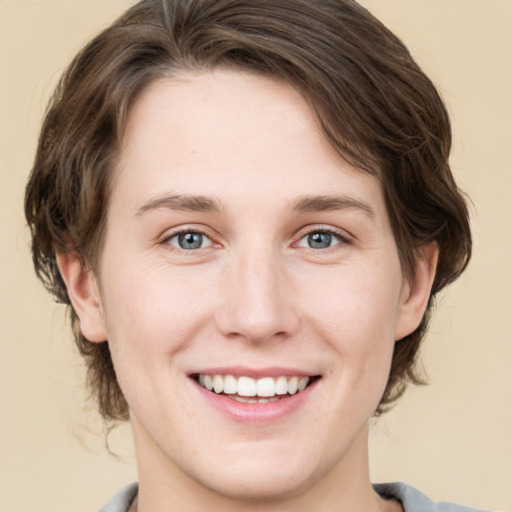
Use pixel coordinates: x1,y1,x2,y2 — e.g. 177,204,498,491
135,193,375,219
291,194,375,218
136,194,223,216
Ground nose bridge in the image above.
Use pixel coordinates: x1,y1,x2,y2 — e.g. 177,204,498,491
216,240,298,343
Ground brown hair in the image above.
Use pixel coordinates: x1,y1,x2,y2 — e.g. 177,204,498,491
25,0,471,420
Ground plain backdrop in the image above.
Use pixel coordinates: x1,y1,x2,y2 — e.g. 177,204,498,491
0,1,511,511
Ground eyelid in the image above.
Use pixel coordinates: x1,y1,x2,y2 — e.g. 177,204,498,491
293,225,353,248
169,232,212,250
157,223,352,250
159,225,220,249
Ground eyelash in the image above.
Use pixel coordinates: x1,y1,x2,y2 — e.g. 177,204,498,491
294,226,352,250
160,225,352,252
161,228,215,251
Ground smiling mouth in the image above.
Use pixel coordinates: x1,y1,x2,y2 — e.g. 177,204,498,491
193,374,320,403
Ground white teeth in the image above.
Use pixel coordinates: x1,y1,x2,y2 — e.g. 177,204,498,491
223,375,237,394
197,374,312,398
233,396,258,403
204,374,213,391
288,376,299,395
256,377,275,397
237,376,257,397
275,376,288,395
213,375,223,394
298,376,309,392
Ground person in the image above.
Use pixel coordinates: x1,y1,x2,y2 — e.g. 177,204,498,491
24,0,484,511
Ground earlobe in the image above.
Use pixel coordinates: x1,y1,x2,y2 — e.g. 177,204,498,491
56,251,107,343
394,242,439,341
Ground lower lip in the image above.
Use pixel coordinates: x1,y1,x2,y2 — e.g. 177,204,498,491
191,379,319,424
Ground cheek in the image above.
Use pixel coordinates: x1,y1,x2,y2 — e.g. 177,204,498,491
301,262,402,339
99,267,214,416
99,258,219,362
299,264,401,392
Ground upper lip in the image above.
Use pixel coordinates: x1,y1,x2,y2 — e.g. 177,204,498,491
188,366,320,379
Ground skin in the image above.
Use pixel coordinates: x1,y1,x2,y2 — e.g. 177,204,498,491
58,70,437,512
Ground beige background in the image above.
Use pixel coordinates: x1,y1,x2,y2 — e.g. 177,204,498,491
0,1,510,510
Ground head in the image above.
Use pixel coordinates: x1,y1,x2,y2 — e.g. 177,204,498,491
25,0,470,424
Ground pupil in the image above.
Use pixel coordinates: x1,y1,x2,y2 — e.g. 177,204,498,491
179,232,202,249
308,232,331,249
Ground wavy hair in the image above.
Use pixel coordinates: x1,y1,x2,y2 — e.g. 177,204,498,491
25,0,471,420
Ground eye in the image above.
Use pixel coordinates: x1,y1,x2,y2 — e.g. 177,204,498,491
296,230,344,249
167,231,212,250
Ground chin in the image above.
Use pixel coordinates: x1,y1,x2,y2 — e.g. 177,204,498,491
198,465,318,504
181,438,335,505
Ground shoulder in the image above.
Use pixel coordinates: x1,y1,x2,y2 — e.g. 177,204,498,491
98,483,138,512
374,482,491,512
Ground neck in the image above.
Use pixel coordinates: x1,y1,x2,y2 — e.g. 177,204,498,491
131,420,401,512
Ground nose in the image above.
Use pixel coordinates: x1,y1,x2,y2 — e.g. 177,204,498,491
214,245,299,344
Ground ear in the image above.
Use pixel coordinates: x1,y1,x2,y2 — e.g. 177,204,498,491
394,242,439,341
56,251,107,343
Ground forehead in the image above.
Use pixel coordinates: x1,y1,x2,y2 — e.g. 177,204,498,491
113,69,385,216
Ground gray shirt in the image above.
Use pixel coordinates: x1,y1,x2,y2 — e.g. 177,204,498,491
99,482,490,511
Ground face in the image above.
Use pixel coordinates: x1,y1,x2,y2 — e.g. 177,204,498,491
68,70,432,504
